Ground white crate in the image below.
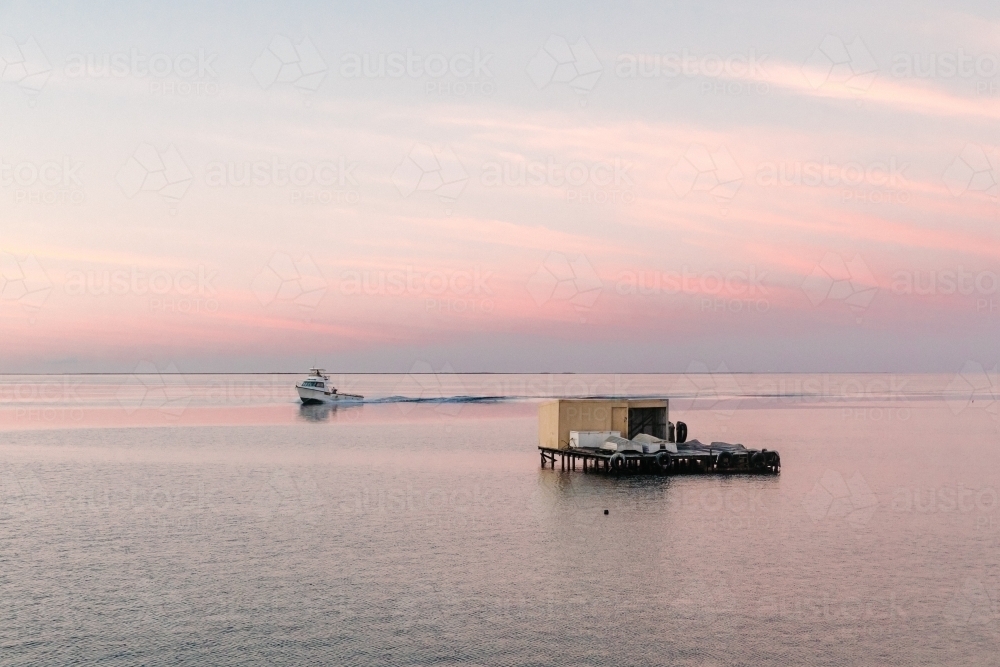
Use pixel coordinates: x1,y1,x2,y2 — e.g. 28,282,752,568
569,430,621,449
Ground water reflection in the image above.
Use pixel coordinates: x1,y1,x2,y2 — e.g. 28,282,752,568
297,402,363,422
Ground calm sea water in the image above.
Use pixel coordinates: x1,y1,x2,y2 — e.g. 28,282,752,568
2,373,999,666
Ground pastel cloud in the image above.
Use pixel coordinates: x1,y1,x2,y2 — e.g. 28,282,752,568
1,2,998,372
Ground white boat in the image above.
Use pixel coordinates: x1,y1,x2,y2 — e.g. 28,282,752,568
295,368,364,405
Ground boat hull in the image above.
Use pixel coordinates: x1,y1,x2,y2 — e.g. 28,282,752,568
296,385,363,404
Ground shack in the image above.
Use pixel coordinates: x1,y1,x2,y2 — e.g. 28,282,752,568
538,399,668,450
537,398,780,475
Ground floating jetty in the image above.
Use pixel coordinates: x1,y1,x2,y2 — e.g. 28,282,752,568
539,440,780,475
537,399,780,476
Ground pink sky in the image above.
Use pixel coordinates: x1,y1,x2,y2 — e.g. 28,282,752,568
1,3,999,372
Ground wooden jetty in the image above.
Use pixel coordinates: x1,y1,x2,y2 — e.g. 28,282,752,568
537,398,780,476
539,441,781,475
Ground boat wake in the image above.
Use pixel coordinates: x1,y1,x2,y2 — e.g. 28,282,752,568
360,395,509,405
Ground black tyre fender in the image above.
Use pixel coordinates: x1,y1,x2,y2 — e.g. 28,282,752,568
717,451,733,469
750,451,765,469
609,452,625,471
654,451,670,473
675,421,688,444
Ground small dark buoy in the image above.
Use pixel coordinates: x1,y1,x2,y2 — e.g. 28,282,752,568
604,509,609,515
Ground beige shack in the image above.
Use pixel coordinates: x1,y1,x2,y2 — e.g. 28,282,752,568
538,399,669,450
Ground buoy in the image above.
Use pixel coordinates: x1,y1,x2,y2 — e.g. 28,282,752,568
604,509,609,515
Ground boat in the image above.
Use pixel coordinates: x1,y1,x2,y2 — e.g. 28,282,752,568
295,368,364,405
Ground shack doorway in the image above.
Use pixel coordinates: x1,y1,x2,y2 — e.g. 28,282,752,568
627,406,667,440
